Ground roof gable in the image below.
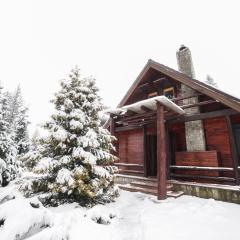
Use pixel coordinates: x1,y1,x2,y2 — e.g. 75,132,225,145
118,59,240,112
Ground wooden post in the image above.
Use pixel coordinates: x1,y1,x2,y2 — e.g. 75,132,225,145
110,114,116,155
165,123,170,180
143,125,148,177
110,114,115,136
157,102,167,200
226,116,239,185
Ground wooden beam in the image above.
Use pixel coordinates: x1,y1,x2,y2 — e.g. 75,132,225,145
226,116,240,185
138,82,150,90
125,110,138,116
181,99,216,109
143,125,148,177
138,77,167,90
121,111,156,122
167,108,238,124
171,93,203,102
124,116,156,125
157,102,167,200
141,105,152,112
152,77,167,87
115,125,142,132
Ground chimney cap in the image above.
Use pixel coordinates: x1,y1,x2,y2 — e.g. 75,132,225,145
179,44,187,52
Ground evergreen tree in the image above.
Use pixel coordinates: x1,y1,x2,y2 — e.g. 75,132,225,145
22,67,118,206
9,86,30,155
0,85,18,183
205,74,218,88
20,128,43,170
31,128,40,150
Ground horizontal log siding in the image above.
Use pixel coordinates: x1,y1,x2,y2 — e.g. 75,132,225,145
117,129,144,165
175,151,219,177
203,117,233,178
169,122,186,152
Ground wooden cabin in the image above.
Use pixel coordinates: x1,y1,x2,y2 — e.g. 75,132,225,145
106,47,240,200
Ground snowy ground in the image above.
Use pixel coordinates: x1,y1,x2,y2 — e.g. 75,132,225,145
1,181,240,240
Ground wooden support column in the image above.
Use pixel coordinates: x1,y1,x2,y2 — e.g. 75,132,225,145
110,114,115,136
226,116,239,185
109,114,117,155
157,102,167,200
165,123,170,180
143,125,148,177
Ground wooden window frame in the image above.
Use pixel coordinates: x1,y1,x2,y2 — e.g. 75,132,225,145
148,91,158,98
163,87,175,99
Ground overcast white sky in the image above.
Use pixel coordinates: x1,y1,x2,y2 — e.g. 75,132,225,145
0,0,240,134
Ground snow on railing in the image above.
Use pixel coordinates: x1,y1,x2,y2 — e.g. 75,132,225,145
170,165,234,171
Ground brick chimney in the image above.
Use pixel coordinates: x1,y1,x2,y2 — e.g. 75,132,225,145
176,45,206,151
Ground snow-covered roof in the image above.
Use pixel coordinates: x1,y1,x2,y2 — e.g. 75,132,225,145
106,96,185,115
122,96,185,114
103,108,126,115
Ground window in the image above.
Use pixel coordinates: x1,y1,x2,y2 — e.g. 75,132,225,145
163,87,175,99
148,91,158,98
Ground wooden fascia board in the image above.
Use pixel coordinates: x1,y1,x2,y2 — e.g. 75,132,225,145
118,60,153,107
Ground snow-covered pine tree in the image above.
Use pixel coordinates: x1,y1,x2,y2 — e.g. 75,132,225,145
24,67,118,206
205,74,218,88
20,129,44,171
0,85,18,184
9,85,30,155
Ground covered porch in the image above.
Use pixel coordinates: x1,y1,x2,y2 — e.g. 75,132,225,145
108,95,185,200
107,94,240,200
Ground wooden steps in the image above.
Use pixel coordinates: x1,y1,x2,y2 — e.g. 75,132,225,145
118,179,184,198
120,185,158,195
167,190,184,198
130,181,173,190
119,184,183,198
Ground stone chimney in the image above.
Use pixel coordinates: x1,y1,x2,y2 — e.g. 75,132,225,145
176,45,206,151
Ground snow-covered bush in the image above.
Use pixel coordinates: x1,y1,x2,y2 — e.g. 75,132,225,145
22,67,118,206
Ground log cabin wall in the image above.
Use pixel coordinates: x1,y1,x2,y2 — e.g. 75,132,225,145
230,113,240,124
203,117,233,178
169,115,238,180
115,115,240,184
116,129,144,165
169,122,186,154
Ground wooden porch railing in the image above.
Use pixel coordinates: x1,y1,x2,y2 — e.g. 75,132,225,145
114,163,240,184
169,165,236,183
114,162,144,175
170,165,234,171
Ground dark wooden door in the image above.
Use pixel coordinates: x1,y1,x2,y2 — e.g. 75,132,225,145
146,135,157,176
233,124,240,165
